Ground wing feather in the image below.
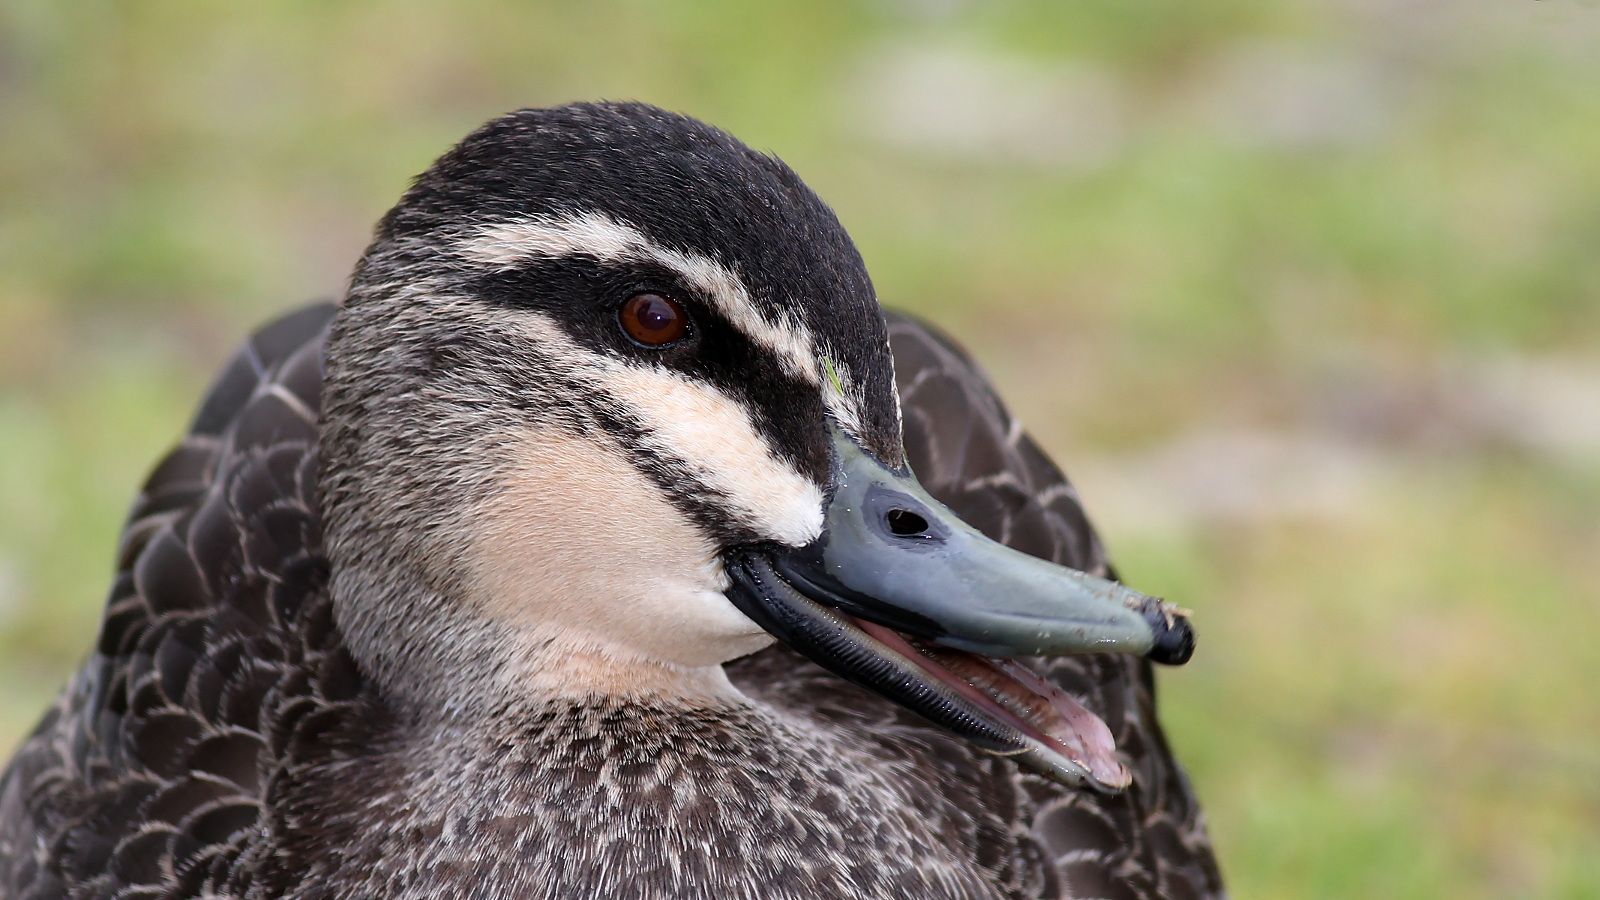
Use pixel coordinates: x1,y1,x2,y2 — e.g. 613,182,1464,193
0,303,358,897
887,311,1223,899
2,303,1220,898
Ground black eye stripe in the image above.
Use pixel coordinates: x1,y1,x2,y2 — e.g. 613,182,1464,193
473,256,691,315
467,256,831,486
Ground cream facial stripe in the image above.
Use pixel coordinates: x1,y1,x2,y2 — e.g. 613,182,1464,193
518,313,826,546
456,212,866,435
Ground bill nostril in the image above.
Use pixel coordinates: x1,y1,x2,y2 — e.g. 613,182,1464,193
885,508,930,537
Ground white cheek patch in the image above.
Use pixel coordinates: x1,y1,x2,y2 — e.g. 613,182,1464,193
521,314,825,546
466,429,774,675
598,365,827,546
455,211,870,441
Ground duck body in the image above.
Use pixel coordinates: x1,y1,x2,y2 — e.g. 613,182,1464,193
0,104,1220,899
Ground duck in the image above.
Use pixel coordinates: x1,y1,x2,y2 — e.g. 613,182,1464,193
0,102,1220,899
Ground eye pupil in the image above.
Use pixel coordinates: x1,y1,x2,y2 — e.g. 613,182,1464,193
620,292,688,346
637,299,672,329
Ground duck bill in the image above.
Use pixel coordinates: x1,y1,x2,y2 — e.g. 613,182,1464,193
723,425,1194,791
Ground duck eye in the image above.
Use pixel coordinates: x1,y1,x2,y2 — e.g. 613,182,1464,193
619,292,689,347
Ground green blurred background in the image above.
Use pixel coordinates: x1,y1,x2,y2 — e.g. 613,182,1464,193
2,2,1597,896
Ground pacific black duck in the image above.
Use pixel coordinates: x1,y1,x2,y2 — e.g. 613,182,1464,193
0,102,1220,899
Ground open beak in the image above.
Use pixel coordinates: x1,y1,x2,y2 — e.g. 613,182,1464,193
724,425,1194,792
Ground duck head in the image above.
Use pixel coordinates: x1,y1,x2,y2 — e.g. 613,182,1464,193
321,102,1193,792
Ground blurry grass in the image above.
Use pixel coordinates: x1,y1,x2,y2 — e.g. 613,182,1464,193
2,2,1597,897
1124,463,1600,897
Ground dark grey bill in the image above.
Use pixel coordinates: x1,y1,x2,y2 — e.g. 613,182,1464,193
723,425,1195,791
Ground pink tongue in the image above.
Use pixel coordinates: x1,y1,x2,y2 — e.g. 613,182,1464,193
989,658,1130,789
851,618,1130,788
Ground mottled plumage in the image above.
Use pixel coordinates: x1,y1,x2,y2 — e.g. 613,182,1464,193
1,103,1220,899
0,306,1217,898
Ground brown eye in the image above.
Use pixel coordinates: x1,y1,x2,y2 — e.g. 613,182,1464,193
619,292,688,347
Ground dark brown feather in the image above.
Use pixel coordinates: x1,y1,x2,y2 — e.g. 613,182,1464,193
886,312,1222,898
0,303,1220,899
0,303,344,898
